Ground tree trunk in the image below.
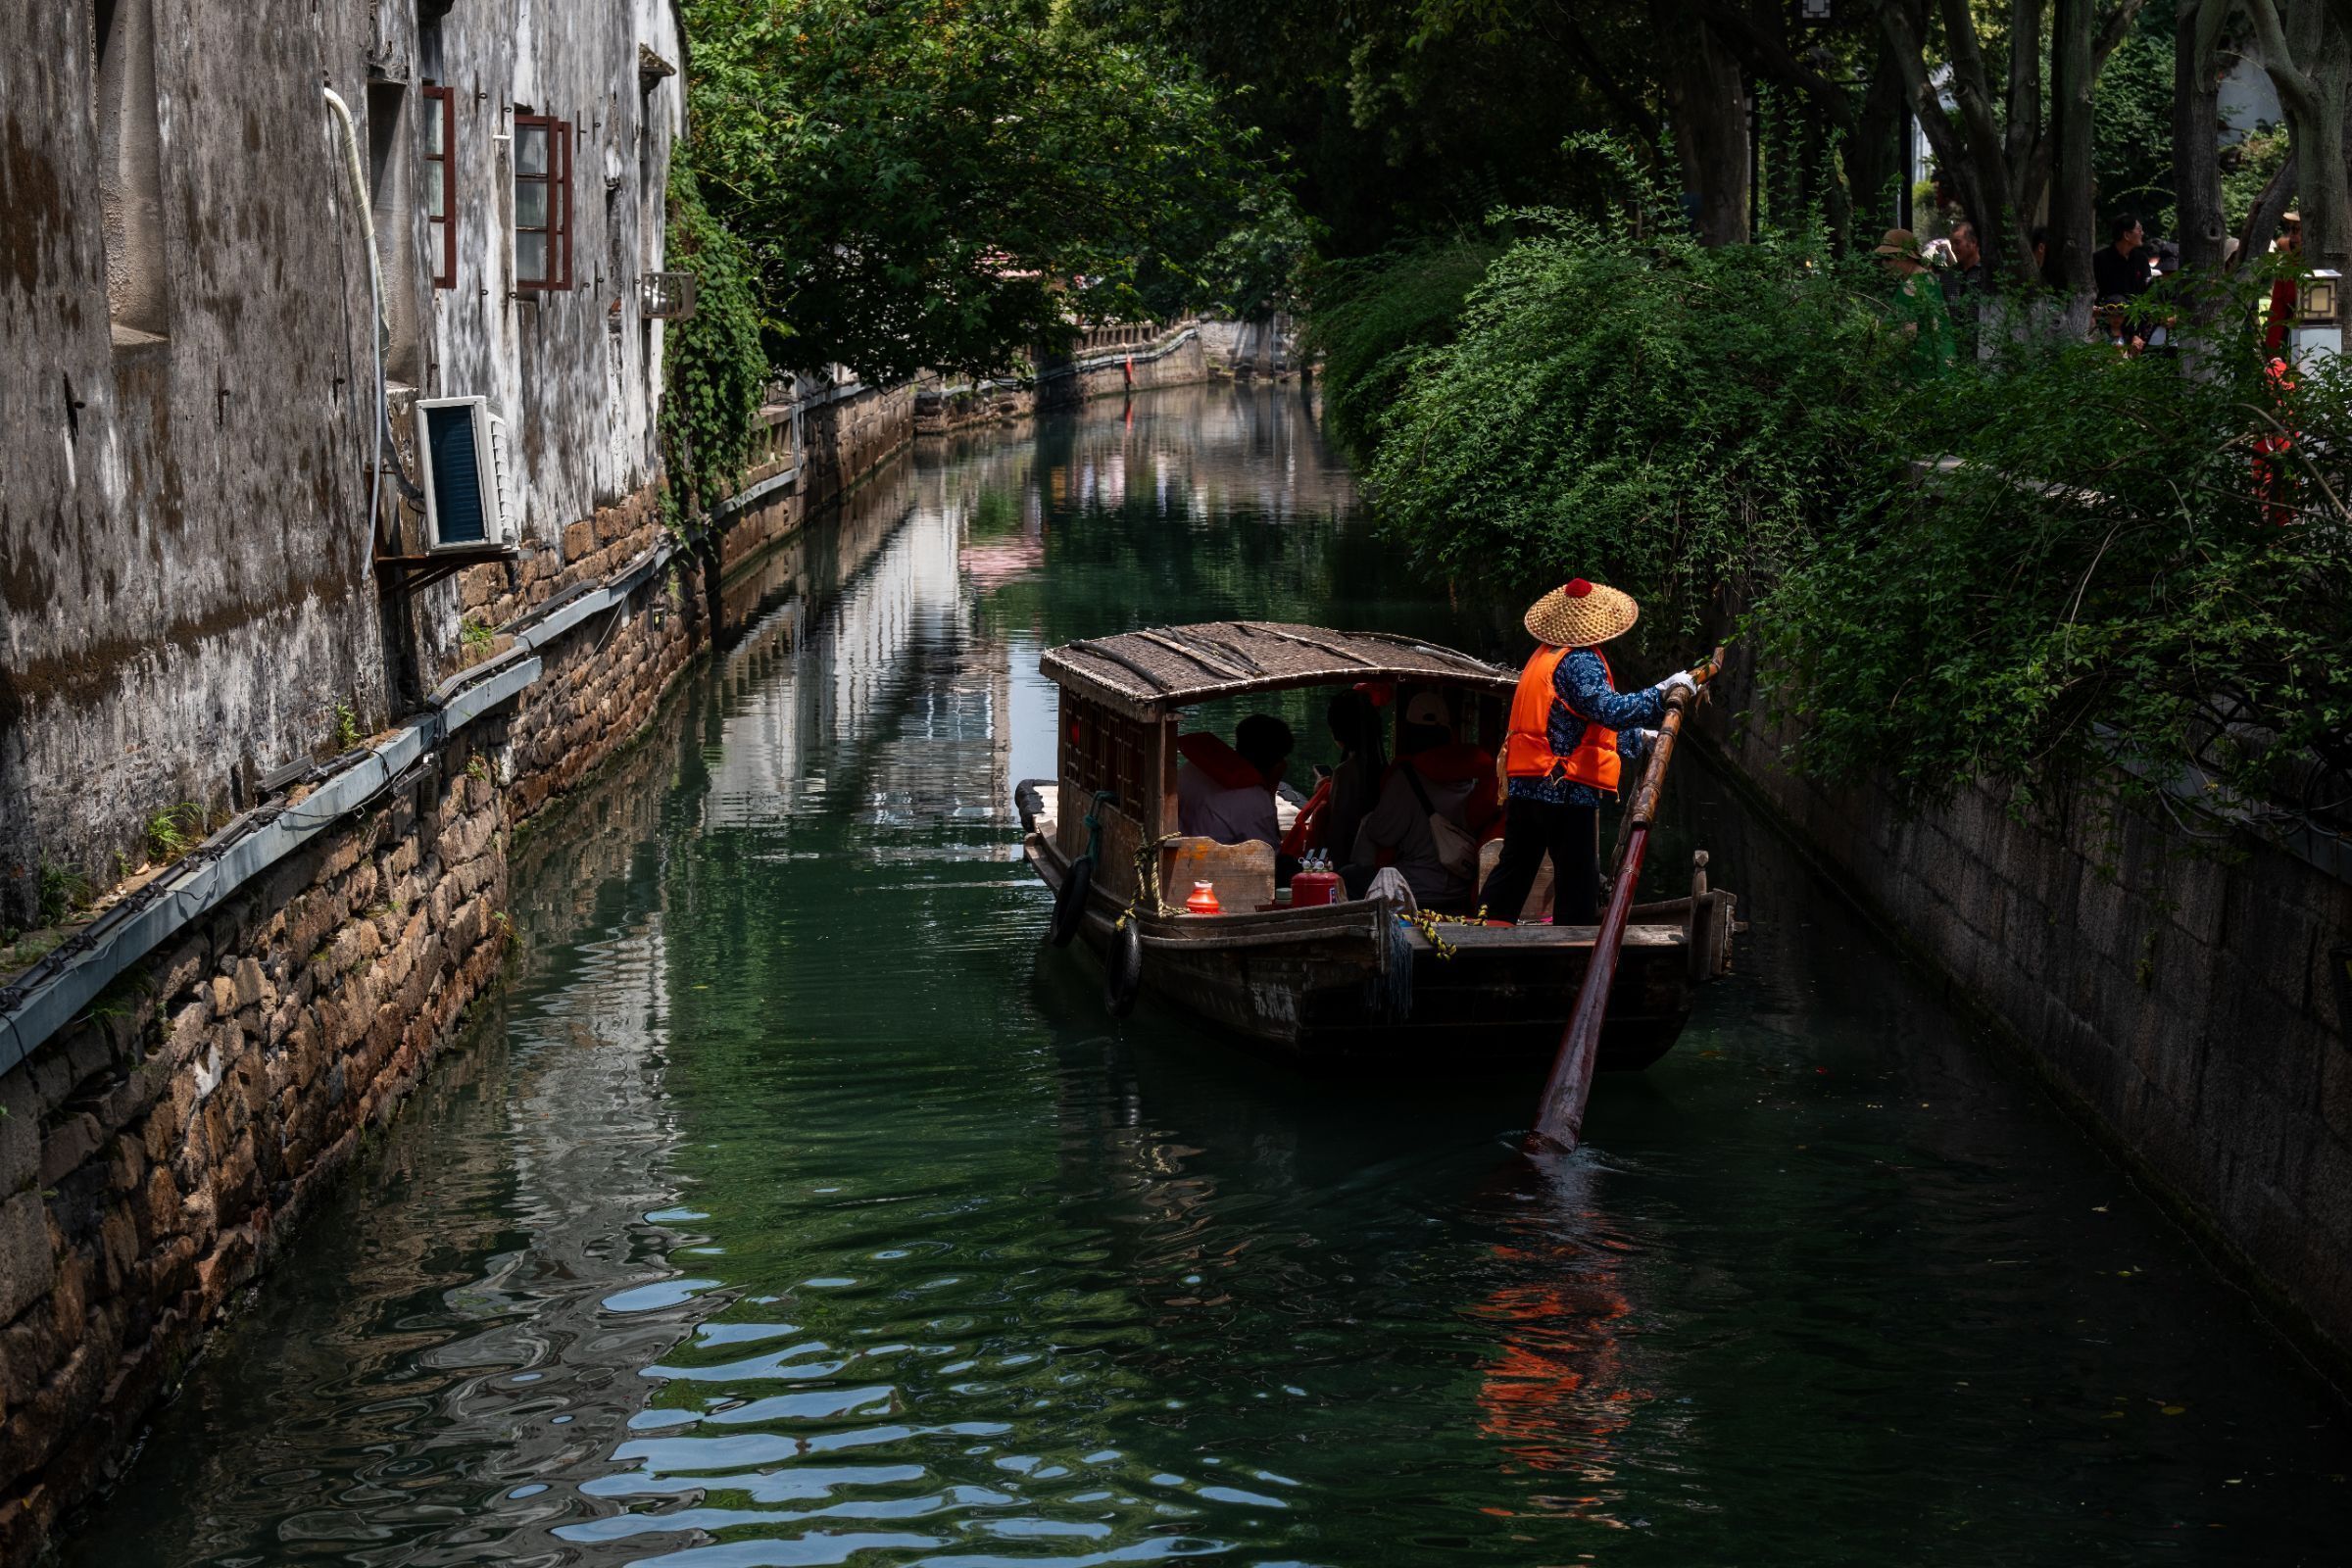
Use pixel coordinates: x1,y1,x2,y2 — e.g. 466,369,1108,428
1848,10,1917,240
2252,0,2352,274
2049,0,2098,329
2175,0,2227,272
1653,1,1752,245
2302,6,2352,276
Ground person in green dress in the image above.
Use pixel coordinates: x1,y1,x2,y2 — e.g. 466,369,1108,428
1874,227,1956,376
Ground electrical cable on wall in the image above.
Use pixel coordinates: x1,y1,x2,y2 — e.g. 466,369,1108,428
323,86,424,538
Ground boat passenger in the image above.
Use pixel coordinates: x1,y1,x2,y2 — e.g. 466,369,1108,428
1284,687,1388,858
1478,578,1698,924
1176,713,1293,850
1322,686,1388,858
1341,691,1499,910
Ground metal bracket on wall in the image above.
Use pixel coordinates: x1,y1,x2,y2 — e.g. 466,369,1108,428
374,544,518,596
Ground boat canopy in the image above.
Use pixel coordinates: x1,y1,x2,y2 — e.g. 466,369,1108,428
1040,622,1518,718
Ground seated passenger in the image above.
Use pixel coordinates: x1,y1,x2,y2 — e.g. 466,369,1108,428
1281,687,1388,858
1176,713,1294,849
1343,692,1499,909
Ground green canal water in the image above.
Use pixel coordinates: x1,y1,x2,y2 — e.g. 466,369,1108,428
71,386,2349,1565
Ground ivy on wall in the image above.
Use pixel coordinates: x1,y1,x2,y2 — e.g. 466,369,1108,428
659,165,768,531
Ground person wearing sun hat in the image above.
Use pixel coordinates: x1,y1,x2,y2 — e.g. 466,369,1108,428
1477,579,1701,925
1874,227,1956,375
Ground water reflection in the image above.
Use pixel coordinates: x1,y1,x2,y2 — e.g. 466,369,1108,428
68,385,2352,1568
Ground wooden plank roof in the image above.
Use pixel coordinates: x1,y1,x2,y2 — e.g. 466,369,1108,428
1040,622,1518,716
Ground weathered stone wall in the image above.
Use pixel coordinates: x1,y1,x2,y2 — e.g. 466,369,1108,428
1702,661,2352,1363
0,0,685,926
0,549,707,1560
0,361,915,1564
0,726,511,1560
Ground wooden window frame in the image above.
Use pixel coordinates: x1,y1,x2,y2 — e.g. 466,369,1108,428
421,85,456,289
1059,694,1148,811
513,112,573,293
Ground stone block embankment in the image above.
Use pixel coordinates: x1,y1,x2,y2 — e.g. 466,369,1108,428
0,732,513,1558
1703,659,2352,1364
0,385,912,1560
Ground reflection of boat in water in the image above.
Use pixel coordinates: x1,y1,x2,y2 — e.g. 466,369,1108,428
1017,622,1739,1073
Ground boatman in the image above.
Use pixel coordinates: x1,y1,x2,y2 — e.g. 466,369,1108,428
1478,578,1700,924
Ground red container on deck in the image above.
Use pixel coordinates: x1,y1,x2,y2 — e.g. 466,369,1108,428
1290,869,1342,908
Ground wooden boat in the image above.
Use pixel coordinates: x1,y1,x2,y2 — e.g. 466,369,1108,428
1017,622,1739,1072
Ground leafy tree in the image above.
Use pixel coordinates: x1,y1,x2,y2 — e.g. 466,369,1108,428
1301,236,1499,452
682,0,1289,383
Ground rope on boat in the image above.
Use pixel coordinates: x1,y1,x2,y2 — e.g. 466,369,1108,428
1114,833,1188,932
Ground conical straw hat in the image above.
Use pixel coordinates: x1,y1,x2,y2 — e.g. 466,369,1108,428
1523,577,1639,648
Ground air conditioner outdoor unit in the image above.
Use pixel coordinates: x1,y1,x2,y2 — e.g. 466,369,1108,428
415,396,517,553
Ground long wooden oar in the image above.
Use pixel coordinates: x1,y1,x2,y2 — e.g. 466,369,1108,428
1529,646,1725,1153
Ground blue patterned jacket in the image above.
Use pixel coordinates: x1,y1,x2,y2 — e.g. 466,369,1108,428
1507,649,1665,808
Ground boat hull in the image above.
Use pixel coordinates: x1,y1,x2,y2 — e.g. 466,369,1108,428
1025,831,1717,1073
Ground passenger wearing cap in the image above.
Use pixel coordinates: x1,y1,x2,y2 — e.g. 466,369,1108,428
1479,578,1701,925
1340,690,1499,909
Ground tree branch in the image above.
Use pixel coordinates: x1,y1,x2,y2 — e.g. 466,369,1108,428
1685,0,1856,124
1878,1,1992,231
2091,0,2155,77
2236,146,2299,268
2241,0,2327,127
2003,0,2043,191
1548,5,1665,151
1936,0,2028,251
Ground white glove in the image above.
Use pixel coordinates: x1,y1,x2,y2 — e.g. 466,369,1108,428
1660,671,1699,699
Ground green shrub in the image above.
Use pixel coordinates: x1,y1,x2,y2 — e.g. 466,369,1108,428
144,804,206,864
1365,214,1906,626
1760,303,2352,811
1338,200,2352,817
36,863,88,926
1303,236,1499,453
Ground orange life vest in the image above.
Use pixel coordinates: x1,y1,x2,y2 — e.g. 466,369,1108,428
1502,646,1620,794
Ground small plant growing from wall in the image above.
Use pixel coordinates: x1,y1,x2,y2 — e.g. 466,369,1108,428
143,804,206,865
333,698,363,751
36,864,89,926
460,614,495,662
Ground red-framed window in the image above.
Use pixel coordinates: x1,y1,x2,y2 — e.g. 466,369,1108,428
513,113,572,292
421,85,456,288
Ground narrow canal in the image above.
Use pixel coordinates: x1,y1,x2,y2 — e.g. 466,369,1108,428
74,386,2348,1565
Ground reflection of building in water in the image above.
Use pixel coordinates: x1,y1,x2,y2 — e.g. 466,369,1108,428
918,382,1355,538
706,475,1013,831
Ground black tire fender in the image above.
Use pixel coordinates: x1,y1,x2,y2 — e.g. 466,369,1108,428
1103,919,1144,1017
1049,855,1094,948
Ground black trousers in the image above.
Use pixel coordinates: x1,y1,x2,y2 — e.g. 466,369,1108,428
1477,797,1599,923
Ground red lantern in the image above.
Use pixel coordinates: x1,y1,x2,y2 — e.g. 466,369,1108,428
1185,881,1222,915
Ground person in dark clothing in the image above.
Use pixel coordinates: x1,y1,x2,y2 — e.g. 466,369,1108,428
2092,214,2150,303
1940,220,1987,303
1319,687,1386,862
